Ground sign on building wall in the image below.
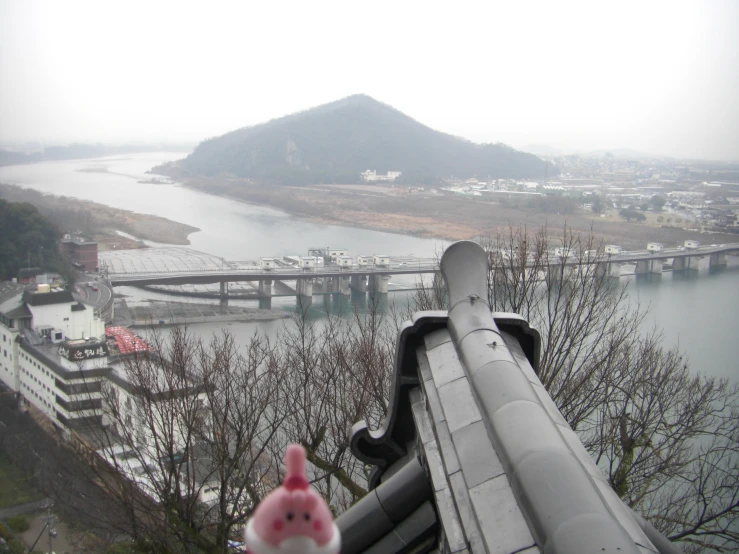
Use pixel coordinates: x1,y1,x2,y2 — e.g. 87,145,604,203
59,341,108,361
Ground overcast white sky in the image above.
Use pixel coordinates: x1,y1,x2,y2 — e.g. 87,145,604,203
1,0,737,159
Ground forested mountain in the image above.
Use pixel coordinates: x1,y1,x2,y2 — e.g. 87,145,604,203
0,199,66,280
155,95,551,184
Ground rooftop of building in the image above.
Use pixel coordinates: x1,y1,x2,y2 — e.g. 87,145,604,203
22,288,74,306
60,233,97,246
0,282,31,320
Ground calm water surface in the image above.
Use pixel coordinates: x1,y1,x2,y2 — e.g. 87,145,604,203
1,153,736,381
0,153,444,260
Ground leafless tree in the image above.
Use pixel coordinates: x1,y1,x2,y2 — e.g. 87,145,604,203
58,226,735,552
274,299,396,512
67,326,283,553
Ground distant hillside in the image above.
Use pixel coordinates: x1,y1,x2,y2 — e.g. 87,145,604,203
154,95,551,185
0,199,67,280
519,144,564,157
0,143,195,166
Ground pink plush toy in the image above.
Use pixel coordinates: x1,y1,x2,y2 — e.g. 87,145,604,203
245,444,341,554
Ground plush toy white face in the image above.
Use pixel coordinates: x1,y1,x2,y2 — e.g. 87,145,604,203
244,445,341,554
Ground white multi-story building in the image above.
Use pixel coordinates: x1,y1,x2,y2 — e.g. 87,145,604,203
361,170,402,182
1,281,222,508
0,283,110,428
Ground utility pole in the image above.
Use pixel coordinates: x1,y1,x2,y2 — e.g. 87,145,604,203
47,505,55,554
28,503,56,553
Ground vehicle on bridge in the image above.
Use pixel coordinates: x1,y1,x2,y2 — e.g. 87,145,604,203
260,257,276,270
373,254,390,267
299,256,317,270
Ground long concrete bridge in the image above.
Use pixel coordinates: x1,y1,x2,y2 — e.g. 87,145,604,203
595,243,739,276
101,243,739,306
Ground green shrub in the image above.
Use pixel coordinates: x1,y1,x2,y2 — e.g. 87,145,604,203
0,521,26,554
5,516,28,534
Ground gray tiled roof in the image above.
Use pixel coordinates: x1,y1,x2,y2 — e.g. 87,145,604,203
0,282,27,316
339,241,680,554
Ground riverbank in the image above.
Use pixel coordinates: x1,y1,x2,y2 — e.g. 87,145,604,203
0,183,199,249
113,298,291,327
175,177,738,250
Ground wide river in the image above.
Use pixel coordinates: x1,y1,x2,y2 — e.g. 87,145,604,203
0,153,737,381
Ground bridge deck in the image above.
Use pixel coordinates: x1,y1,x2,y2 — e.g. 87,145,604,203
100,244,739,287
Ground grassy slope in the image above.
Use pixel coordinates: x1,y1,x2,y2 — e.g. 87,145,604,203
0,452,44,509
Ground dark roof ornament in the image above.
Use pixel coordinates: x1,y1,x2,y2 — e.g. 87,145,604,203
340,241,680,554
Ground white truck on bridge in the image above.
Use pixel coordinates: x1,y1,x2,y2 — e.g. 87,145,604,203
373,255,390,267
647,242,664,253
260,258,275,270
684,240,700,250
328,248,348,263
605,245,622,255
554,247,574,258
337,255,353,269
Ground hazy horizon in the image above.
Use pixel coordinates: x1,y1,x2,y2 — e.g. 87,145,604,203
1,0,737,161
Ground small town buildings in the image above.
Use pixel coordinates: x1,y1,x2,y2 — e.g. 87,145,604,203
361,170,402,182
0,280,225,512
60,233,98,271
0,282,108,428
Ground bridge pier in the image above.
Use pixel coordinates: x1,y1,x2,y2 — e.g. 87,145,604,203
548,263,576,282
710,252,727,268
257,279,272,309
635,260,662,275
339,276,351,296
219,281,229,305
649,260,663,274
258,279,273,297
594,262,617,278
296,278,313,308
324,277,337,293
350,274,368,293
369,274,390,295
672,255,696,272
